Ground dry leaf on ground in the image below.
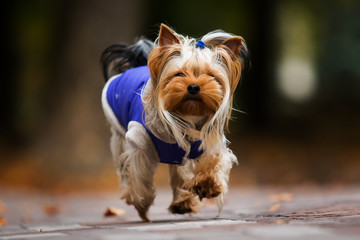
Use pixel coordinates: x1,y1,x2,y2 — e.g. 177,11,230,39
0,218,7,226
104,207,125,217
43,204,60,216
274,219,284,224
269,203,281,212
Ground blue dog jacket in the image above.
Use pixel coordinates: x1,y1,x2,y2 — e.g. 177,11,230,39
105,65,203,165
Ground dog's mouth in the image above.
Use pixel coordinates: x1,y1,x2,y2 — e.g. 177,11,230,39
184,95,202,102
171,94,216,117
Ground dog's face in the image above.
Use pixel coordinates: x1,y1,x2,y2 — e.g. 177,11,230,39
146,24,244,144
161,61,224,117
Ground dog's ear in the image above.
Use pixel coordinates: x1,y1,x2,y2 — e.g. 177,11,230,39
159,24,180,47
221,36,243,57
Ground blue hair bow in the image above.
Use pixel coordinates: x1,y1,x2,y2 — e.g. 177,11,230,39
196,40,206,50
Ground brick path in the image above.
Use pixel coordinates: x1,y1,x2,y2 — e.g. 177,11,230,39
0,186,359,239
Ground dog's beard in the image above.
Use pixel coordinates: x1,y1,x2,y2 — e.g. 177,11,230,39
146,63,230,151
147,67,232,152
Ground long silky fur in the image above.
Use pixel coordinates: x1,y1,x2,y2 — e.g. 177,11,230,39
142,28,246,215
110,126,157,222
144,31,246,153
102,24,248,221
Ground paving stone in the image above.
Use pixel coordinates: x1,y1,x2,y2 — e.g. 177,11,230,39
0,232,68,240
66,228,172,240
0,186,359,239
24,223,91,232
0,225,29,235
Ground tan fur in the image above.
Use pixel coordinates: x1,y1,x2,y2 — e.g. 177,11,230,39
162,68,224,116
110,125,158,222
102,24,247,221
168,164,203,214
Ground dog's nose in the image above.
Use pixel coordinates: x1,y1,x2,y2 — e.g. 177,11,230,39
187,84,200,95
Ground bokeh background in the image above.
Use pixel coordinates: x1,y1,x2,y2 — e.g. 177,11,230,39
1,0,360,192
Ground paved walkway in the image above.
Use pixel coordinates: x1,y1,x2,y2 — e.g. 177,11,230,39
0,186,359,239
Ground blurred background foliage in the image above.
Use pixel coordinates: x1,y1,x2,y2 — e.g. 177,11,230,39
1,0,360,192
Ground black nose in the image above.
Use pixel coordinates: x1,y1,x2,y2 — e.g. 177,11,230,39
187,84,200,95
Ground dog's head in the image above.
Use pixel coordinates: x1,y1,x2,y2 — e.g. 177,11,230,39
145,24,247,149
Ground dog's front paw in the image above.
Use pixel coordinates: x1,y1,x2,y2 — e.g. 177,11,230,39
121,191,152,222
191,176,223,200
168,192,202,214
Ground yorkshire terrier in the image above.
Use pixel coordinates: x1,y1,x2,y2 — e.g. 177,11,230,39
101,24,248,222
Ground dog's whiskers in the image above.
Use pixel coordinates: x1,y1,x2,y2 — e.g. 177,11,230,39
231,108,248,115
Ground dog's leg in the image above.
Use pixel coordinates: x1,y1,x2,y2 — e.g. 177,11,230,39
111,125,158,222
168,163,203,214
190,149,237,214
119,145,157,222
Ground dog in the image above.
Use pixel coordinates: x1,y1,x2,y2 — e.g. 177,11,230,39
101,24,248,222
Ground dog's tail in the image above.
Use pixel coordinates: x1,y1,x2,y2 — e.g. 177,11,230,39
101,38,154,81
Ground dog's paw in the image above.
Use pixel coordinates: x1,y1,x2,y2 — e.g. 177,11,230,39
121,191,153,222
169,200,193,214
136,206,151,222
168,192,202,214
191,176,223,200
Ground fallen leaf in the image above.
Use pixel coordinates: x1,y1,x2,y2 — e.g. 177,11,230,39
104,207,125,217
274,219,284,224
269,203,281,212
0,218,7,226
43,204,59,216
269,192,294,202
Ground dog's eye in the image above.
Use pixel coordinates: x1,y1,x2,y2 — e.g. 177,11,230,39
208,73,215,78
174,72,186,77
